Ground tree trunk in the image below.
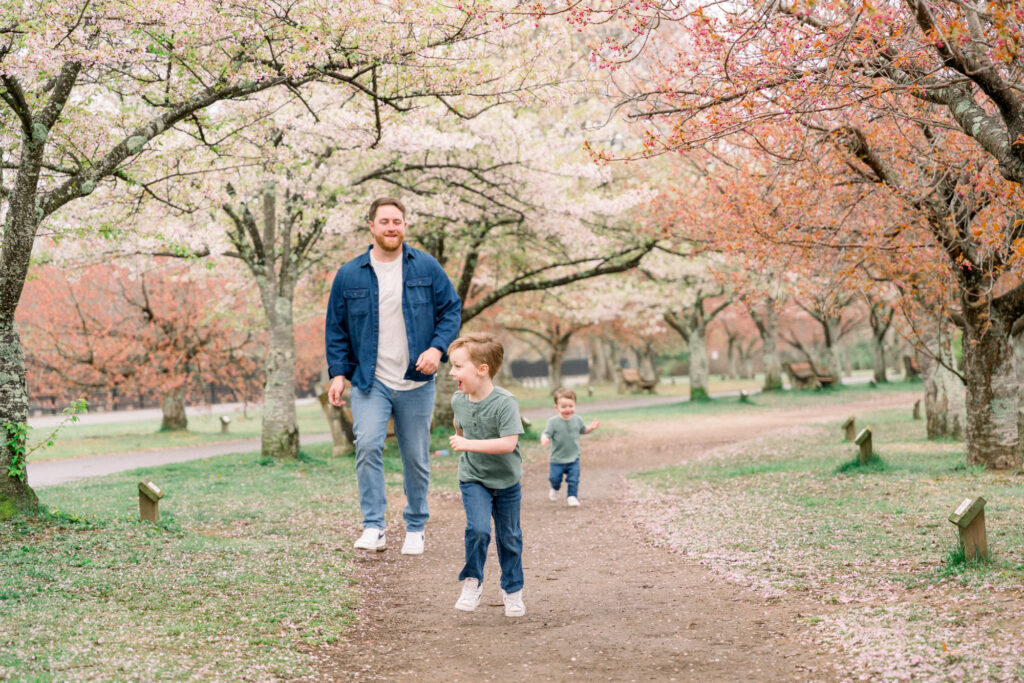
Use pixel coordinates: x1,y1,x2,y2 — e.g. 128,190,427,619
726,336,738,379
548,342,566,393
917,325,963,440
962,310,1021,469
752,306,783,391
872,335,888,383
160,385,188,431
821,323,843,383
588,336,613,385
0,321,37,516
433,365,456,432
741,355,754,379
0,129,49,514
638,342,658,383
316,369,353,456
262,296,299,459
689,320,710,400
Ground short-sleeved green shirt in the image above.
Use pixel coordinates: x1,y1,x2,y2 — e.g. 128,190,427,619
452,386,524,490
543,415,587,464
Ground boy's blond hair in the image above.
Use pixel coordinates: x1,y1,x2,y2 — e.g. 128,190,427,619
448,332,504,378
553,387,577,404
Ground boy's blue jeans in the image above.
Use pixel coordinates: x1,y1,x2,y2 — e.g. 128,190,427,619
458,481,524,594
549,459,581,498
350,378,435,532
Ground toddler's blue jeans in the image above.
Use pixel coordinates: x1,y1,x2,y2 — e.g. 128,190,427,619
549,459,581,498
458,481,523,593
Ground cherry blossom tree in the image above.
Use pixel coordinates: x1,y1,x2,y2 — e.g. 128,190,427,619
558,0,1024,467
2,1,564,502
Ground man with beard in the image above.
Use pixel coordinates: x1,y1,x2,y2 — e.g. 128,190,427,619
326,197,462,555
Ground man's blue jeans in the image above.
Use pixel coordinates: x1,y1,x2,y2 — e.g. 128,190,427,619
350,378,435,532
458,481,523,594
549,459,581,498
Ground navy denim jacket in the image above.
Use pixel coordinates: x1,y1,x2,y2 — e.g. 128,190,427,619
325,244,462,392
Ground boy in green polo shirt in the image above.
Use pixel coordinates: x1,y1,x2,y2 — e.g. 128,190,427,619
447,332,526,618
541,387,600,507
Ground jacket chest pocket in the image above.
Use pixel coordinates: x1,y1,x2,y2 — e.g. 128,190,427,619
344,288,370,316
406,277,432,304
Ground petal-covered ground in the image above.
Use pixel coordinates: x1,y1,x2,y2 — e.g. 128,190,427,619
316,391,941,681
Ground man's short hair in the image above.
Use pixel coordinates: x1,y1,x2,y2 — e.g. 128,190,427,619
368,197,406,222
448,332,504,378
553,388,577,404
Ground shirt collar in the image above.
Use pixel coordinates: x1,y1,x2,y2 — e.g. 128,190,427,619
358,243,415,267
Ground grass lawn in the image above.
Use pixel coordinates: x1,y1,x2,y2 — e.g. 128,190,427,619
626,403,1024,681
0,424,481,681
28,371,881,462
4,375,923,680
25,403,335,462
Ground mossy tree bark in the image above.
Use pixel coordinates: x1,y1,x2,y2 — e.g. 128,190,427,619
751,302,783,391
664,290,730,402
0,66,79,514
0,322,36,516
222,181,327,459
963,307,1021,470
159,385,188,431
868,300,893,384
917,321,964,440
587,336,614,385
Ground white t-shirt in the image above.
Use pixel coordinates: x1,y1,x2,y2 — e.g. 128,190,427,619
371,253,426,391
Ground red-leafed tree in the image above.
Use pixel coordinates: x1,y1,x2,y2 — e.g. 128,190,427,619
558,0,1024,468
19,262,263,431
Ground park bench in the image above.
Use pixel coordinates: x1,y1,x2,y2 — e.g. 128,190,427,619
784,362,835,390
620,367,657,394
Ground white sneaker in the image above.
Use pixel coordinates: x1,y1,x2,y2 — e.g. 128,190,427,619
401,531,425,555
567,496,580,507
455,578,483,612
353,528,386,551
502,588,525,617
548,488,558,501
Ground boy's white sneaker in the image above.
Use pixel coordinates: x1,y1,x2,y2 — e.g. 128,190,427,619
401,531,425,555
567,496,580,507
548,488,558,501
353,528,386,551
502,589,526,617
455,578,483,612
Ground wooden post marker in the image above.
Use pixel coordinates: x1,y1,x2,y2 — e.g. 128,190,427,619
138,480,165,523
842,416,856,441
854,427,873,464
219,415,231,433
913,400,921,420
948,496,989,562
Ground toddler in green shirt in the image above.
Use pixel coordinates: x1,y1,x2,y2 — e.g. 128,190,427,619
541,387,599,507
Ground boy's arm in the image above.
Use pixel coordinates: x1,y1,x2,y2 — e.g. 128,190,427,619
449,434,518,454
540,416,555,446
449,393,523,454
584,418,600,434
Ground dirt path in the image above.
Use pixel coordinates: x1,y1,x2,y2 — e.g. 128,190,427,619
316,393,917,682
